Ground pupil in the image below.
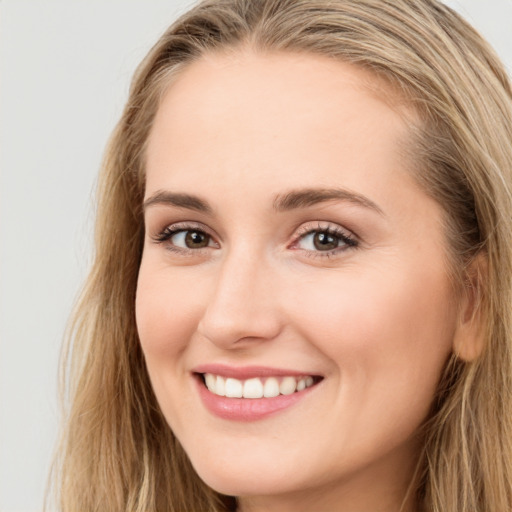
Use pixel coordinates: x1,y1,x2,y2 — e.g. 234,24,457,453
185,231,209,248
313,232,338,251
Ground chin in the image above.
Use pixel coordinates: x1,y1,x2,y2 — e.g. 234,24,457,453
189,453,302,497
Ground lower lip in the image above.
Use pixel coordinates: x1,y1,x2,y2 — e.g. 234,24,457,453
195,377,318,422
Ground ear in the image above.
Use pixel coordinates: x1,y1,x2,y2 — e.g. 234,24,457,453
452,252,487,362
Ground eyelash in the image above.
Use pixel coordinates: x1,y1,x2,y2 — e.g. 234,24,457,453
152,222,216,255
291,223,358,259
152,222,358,259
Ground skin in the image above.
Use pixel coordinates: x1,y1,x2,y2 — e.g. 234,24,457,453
136,50,475,512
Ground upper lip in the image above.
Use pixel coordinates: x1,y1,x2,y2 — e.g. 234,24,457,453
192,363,321,380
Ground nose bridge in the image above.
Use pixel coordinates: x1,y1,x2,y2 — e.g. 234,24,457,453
197,243,282,347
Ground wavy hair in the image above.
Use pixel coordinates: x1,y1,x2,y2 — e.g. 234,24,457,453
50,1,512,510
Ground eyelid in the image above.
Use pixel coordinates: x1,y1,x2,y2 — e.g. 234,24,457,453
294,220,348,235
289,221,358,256
151,221,220,248
151,220,211,237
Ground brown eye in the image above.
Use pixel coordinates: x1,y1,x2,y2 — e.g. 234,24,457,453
154,227,215,250
295,226,357,255
183,230,210,248
313,232,339,251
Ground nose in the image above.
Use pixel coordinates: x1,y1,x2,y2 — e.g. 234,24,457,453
197,249,283,349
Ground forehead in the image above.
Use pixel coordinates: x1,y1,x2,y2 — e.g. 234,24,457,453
145,50,416,202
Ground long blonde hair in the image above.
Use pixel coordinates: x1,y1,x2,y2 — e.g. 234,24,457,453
51,1,512,510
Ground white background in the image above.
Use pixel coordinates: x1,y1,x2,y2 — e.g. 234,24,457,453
1,1,511,511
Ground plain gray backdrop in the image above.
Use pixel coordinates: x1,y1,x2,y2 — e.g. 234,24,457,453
1,1,511,511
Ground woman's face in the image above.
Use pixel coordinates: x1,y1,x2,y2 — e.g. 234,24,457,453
137,51,463,510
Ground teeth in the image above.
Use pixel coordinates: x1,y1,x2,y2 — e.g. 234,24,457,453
225,378,243,398
263,377,280,398
279,376,297,395
215,375,226,396
203,374,317,398
205,373,216,392
243,378,263,398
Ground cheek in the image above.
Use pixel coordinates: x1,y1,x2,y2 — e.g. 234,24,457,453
135,261,204,359
135,260,210,430
289,263,456,412
295,263,454,342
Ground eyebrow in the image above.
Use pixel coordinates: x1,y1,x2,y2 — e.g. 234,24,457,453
273,187,384,215
143,191,213,214
143,187,383,215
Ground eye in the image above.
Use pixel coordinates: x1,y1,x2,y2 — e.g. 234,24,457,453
293,224,358,256
171,229,212,249
152,223,219,252
299,231,341,251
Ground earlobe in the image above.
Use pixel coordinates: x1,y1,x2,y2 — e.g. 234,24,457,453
452,252,487,362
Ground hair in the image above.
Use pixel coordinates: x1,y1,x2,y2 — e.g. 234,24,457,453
49,1,512,511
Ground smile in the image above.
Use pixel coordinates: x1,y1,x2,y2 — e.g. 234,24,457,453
193,366,323,421
202,373,316,398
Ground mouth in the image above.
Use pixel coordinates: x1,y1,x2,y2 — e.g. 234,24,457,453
192,364,324,421
197,373,322,399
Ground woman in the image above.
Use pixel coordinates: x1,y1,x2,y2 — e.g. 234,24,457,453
52,0,512,511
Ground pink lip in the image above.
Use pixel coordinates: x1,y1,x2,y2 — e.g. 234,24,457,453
192,366,322,422
192,363,317,380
